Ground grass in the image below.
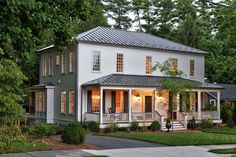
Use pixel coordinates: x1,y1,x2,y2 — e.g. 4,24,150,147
209,148,236,154
0,141,51,154
106,131,236,146
202,127,236,135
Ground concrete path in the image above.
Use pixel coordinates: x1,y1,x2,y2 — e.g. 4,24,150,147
83,146,221,157
85,135,164,149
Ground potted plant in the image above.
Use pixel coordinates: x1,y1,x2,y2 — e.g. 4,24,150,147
166,118,172,132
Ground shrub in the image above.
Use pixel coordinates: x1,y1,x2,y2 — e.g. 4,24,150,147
31,122,58,137
88,121,99,132
226,119,235,128
166,118,171,132
150,121,161,131
62,121,85,144
139,122,147,132
221,104,233,123
20,125,30,134
200,118,213,129
187,117,197,129
216,123,227,128
130,121,139,131
105,122,119,133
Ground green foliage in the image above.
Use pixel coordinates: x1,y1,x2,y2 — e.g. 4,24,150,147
226,119,235,128
150,121,161,131
20,125,30,134
62,121,86,144
139,122,147,132
130,120,139,131
88,121,100,133
31,122,58,137
105,122,119,133
166,118,172,132
221,104,233,123
200,119,213,129
187,117,197,129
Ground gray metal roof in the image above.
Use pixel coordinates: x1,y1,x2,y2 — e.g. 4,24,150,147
212,84,236,100
30,82,55,89
76,27,208,54
82,74,223,89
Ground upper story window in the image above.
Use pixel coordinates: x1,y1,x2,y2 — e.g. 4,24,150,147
61,90,66,113
69,51,75,73
146,56,152,74
116,53,123,73
190,60,195,76
56,55,60,65
42,58,47,76
48,56,53,76
61,53,66,74
171,58,178,71
69,90,75,114
92,51,100,72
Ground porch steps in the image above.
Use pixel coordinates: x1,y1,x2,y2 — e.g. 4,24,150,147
162,121,187,131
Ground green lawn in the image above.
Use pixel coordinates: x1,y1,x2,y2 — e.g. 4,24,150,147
209,148,236,154
0,141,51,154
202,127,236,135
106,132,236,146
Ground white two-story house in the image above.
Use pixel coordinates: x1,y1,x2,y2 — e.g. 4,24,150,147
29,27,222,130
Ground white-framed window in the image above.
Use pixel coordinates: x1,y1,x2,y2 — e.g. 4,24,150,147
69,90,75,114
190,60,195,76
116,53,123,73
48,56,53,76
61,53,66,74
92,51,100,72
61,90,66,113
56,54,60,65
35,91,46,112
146,56,152,74
42,58,47,76
69,51,75,73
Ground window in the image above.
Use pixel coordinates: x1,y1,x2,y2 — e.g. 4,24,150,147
171,58,178,76
92,90,100,112
190,60,195,76
56,55,60,65
61,53,66,74
116,53,123,73
61,90,66,113
42,58,47,76
146,56,152,74
92,51,100,72
69,90,75,114
69,51,75,73
35,91,46,112
48,56,53,76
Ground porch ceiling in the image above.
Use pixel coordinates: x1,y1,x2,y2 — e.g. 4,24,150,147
82,74,223,90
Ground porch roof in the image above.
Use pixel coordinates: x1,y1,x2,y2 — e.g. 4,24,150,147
82,74,223,90
30,82,55,89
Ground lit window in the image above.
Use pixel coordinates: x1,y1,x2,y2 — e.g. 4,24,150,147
92,51,100,72
69,51,75,73
69,90,75,114
56,55,60,65
61,90,66,113
171,58,178,75
190,60,195,76
146,56,152,74
42,58,47,76
48,56,53,75
92,90,100,112
116,53,123,73
61,53,66,74
36,91,46,112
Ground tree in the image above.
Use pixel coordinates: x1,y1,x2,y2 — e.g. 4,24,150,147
103,0,132,29
152,59,198,132
0,49,27,125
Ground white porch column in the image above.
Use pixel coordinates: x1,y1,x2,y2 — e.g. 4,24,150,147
197,91,201,119
99,87,103,125
153,90,157,112
128,89,132,123
217,90,221,119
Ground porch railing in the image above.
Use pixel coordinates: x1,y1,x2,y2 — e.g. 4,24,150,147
103,113,128,122
179,112,188,128
201,111,219,120
132,112,159,121
84,112,99,122
35,111,46,118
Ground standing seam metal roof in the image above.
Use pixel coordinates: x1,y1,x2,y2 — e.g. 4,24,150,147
76,27,208,54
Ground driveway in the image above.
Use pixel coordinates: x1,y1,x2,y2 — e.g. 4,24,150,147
85,135,164,149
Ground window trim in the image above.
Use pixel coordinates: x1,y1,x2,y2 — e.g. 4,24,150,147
48,56,53,76
145,56,152,74
69,51,75,73
116,53,124,73
42,58,47,77
61,53,66,74
60,90,66,114
91,50,101,73
190,59,195,77
69,90,75,114
56,54,60,66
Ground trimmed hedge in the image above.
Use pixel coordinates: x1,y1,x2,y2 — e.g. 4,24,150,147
88,121,99,132
150,121,161,131
31,122,57,137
